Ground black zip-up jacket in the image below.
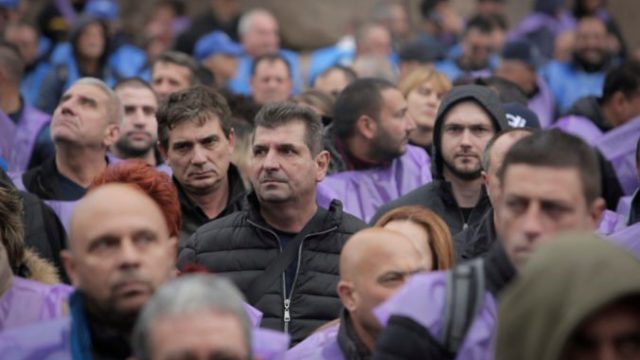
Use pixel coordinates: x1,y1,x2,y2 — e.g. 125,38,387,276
370,85,507,240
177,192,366,344
453,208,497,261
174,163,246,247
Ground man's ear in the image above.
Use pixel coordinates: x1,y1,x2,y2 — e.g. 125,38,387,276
227,128,236,154
589,197,607,228
103,123,120,147
481,170,489,187
355,115,378,141
61,249,80,287
337,280,357,312
314,150,330,182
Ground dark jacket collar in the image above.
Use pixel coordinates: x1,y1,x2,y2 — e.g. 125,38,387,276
337,310,372,360
174,163,246,222
482,241,517,296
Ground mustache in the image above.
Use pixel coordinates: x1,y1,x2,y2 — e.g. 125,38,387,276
259,173,288,182
110,270,153,292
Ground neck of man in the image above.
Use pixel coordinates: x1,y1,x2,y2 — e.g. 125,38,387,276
409,125,433,148
443,167,483,208
260,197,318,233
349,314,377,353
0,86,21,115
185,176,230,220
110,146,157,167
55,143,108,188
345,135,382,165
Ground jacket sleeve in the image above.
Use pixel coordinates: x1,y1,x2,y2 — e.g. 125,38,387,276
373,315,454,360
176,232,198,270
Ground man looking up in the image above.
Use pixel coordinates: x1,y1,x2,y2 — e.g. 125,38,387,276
372,84,508,237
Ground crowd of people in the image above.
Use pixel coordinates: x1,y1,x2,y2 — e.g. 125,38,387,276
0,0,639,359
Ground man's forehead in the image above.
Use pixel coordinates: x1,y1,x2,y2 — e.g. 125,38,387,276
444,100,493,125
116,87,157,106
65,83,109,101
502,164,583,192
253,122,306,144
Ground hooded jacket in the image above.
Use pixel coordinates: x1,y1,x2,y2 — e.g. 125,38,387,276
371,85,508,238
496,233,640,360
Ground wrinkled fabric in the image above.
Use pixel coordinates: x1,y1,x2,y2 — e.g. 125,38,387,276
610,223,640,259
595,116,640,195
317,145,432,223
253,328,292,360
285,322,343,360
0,110,17,164
8,106,51,173
0,276,72,331
496,233,640,360
597,209,627,235
551,115,604,145
541,60,606,113
508,11,576,59
528,76,555,128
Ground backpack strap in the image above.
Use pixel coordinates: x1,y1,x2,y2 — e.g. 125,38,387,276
441,258,486,354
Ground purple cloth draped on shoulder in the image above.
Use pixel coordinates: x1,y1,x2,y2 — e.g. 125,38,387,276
285,323,344,360
0,110,17,164
252,328,290,360
8,107,51,173
609,223,640,259
597,209,627,236
616,194,634,219
595,116,640,195
316,145,432,223
528,77,555,128
0,276,72,331
551,115,604,146
509,11,576,40
374,271,498,359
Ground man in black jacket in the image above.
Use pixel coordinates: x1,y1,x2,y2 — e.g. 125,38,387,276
372,85,508,240
455,127,534,260
157,85,246,245
178,102,366,344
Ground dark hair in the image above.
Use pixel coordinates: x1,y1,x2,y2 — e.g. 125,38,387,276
250,53,292,78
475,76,529,105
601,61,640,103
70,16,110,69
152,51,199,85
157,0,186,16
253,102,324,155
315,65,358,86
464,14,495,36
157,85,233,150
333,77,395,139
113,77,153,92
498,130,602,204
0,185,25,274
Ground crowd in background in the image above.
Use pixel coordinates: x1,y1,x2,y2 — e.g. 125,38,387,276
0,0,639,359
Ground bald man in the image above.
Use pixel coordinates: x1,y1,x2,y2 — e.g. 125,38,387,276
287,228,427,359
0,184,177,359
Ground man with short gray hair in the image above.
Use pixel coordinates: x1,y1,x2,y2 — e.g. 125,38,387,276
14,77,121,203
133,274,252,360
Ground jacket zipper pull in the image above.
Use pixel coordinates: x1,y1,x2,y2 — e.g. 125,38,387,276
284,298,291,333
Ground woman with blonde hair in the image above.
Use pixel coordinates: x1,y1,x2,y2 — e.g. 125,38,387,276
398,66,451,155
374,205,455,270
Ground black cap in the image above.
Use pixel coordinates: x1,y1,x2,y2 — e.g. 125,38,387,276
501,40,542,69
399,37,445,63
503,102,541,129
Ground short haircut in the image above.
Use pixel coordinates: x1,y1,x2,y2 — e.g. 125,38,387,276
464,14,495,36
250,52,291,77
73,77,123,125
398,66,451,98
481,127,536,172
333,77,396,139
156,85,233,150
238,8,275,37
601,60,640,103
475,76,528,105
292,89,336,117
315,65,358,86
152,51,199,85
497,130,602,204
113,77,154,93
132,274,252,360
0,184,25,274
374,205,455,271
253,102,324,156
0,40,25,84
90,160,181,238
